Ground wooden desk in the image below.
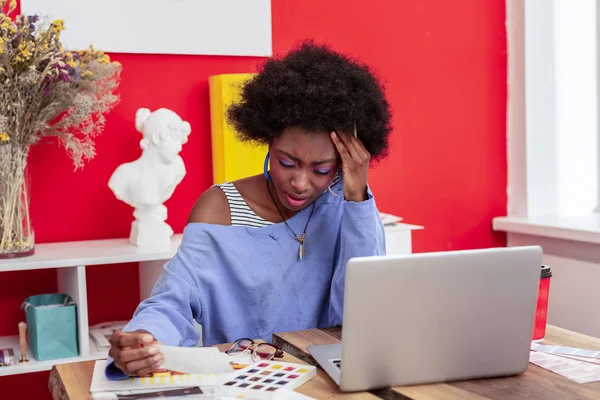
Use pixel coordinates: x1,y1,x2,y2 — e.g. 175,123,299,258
49,325,600,400
272,325,600,399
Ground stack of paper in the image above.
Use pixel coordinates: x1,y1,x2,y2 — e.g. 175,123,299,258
90,347,234,399
379,212,403,226
530,342,600,383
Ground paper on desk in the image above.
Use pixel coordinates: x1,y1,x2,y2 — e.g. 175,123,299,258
379,212,402,225
157,345,234,374
91,387,212,399
529,350,600,383
531,342,600,360
92,384,316,400
90,360,230,393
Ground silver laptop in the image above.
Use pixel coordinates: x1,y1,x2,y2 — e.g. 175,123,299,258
308,246,542,392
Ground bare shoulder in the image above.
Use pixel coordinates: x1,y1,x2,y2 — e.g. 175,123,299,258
232,175,272,213
233,175,267,201
187,186,231,225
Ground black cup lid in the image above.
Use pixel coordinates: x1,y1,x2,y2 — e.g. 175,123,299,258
541,264,552,278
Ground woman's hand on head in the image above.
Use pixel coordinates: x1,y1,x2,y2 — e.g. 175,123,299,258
330,130,370,202
108,330,163,377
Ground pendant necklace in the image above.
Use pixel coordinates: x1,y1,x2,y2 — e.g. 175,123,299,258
266,179,315,260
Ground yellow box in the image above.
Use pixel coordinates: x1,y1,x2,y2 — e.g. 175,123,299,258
209,73,268,184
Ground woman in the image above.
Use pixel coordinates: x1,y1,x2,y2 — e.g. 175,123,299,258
107,41,392,379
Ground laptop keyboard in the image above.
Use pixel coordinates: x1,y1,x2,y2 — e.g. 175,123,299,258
330,358,342,369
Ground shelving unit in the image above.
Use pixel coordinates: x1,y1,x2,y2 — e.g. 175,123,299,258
0,235,182,377
0,219,423,377
0,336,103,377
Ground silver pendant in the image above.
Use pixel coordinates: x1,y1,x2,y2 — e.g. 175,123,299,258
298,243,304,260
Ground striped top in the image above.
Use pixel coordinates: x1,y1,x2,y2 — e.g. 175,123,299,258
213,182,273,228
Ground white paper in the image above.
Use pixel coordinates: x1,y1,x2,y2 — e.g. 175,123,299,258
92,388,217,399
529,350,600,383
225,353,254,368
531,342,600,359
379,212,403,225
20,0,272,56
157,345,234,374
90,360,231,393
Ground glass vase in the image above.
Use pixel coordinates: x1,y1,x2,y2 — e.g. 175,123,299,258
0,143,34,258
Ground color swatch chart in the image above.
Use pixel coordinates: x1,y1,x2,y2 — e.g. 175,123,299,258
126,371,225,386
215,360,316,399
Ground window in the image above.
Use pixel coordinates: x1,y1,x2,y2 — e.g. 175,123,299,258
506,0,598,217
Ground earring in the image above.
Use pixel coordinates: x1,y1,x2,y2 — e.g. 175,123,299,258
263,152,271,180
328,185,340,197
328,170,341,197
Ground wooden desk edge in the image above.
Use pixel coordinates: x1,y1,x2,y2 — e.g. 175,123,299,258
272,335,318,366
49,365,69,400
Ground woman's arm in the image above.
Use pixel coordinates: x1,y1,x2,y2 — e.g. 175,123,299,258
323,132,386,326
106,188,229,380
323,187,385,327
105,241,204,380
128,186,234,343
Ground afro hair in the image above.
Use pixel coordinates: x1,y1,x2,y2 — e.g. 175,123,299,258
226,40,392,160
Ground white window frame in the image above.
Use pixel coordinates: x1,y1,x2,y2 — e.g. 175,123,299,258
506,0,598,219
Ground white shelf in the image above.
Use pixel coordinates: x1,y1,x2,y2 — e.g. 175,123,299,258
0,335,107,377
0,235,182,272
493,215,600,244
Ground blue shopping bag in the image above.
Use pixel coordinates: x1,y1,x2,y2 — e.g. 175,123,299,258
21,293,79,361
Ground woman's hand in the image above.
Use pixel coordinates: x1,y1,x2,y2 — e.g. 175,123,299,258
108,330,163,377
330,130,371,202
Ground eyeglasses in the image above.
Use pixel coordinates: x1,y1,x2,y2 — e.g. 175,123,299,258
226,338,284,362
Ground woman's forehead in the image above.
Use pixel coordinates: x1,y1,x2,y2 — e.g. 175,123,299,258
273,127,337,160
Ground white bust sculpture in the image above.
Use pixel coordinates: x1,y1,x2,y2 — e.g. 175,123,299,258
109,108,191,246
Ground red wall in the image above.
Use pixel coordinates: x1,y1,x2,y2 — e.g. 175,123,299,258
1,1,507,397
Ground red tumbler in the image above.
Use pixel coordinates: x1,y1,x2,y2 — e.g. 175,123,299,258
532,264,552,341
